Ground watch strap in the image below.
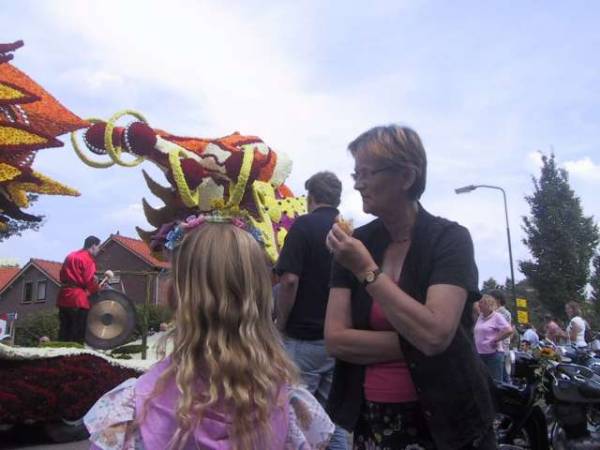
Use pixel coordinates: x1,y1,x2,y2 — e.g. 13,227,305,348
362,267,383,287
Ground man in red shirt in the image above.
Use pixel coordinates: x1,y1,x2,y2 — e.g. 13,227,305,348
57,236,102,343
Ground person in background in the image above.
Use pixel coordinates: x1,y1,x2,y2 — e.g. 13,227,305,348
474,294,513,381
563,301,588,348
275,171,348,450
488,290,513,382
472,300,481,326
56,235,103,344
521,323,540,349
85,223,334,449
544,313,564,345
325,125,496,449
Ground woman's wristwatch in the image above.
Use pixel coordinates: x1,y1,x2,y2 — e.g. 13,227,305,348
361,267,383,287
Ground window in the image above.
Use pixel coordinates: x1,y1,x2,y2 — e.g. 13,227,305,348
23,282,33,303
36,281,47,302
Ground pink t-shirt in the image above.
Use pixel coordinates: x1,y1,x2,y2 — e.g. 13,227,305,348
363,301,418,403
474,311,510,354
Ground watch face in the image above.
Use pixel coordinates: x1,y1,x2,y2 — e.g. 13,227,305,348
365,272,375,283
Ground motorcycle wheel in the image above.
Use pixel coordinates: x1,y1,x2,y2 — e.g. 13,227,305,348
496,409,549,450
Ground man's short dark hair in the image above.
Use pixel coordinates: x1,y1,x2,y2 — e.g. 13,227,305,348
83,235,101,249
487,289,506,306
304,171,342,207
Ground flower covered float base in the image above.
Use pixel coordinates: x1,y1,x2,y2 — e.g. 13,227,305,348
0,343,147,442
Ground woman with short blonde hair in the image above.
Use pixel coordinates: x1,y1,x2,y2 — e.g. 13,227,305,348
474,294,513,381
326,125,496,449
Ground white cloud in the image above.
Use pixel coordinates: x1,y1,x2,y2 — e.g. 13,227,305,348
104,203,145,225
564,157,600,182
3,0,600,287
59,68,125,92
528,151,544,171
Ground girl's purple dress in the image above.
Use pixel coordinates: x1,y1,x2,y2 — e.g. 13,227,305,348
84,358,334,449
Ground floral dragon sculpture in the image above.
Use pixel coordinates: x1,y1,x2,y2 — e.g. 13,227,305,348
0,41,84,233
71,112,306,263
0,40,306,263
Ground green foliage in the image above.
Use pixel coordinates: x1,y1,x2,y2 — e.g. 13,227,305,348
520,153,599,321
0,194,45,243
40,341,85,349
132,303,172,340
14,309,59,346
481,277,503,293
590,253,600,304
111,344,147,356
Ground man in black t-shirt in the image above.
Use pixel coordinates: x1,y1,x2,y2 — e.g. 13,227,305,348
275,171,348,449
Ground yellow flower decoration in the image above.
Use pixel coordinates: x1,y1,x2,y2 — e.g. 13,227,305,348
168,147,200,208
226,145,254,208
249,181,307,263
6,170,79,207
103,110,146,168
0,163,21,182
70,118,115,169
0,124,47,146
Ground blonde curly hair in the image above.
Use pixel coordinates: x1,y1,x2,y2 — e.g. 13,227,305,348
144,223,298,449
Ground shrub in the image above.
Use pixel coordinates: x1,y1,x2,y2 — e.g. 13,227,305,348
40,341,85,349
110,344,147,356
132,303,172,339
14,310,59,346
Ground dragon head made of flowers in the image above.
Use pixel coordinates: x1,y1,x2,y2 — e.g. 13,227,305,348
72,110,306,263
0,41,85,232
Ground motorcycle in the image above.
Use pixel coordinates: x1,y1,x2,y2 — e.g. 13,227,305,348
559,344,600,376
494,351,549,450
495,343,600,450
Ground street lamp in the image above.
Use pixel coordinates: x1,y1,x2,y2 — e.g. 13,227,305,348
454,184,516,305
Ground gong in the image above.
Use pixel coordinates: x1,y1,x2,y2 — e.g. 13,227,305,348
86,289,136,350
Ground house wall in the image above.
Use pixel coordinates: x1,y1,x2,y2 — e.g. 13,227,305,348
95,241,169,306
0,266,60,318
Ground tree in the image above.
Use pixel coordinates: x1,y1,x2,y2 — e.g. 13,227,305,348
589,253,600,329
520,153,599,320
0,194,45,242
481,277,503,293
591,253,600,303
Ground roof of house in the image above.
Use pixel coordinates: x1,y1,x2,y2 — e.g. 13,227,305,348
30,259,62,284
109,234,170,269
0,266,20,292
0,258,62,297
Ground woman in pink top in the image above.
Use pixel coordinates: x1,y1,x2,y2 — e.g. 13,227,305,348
474,295,513,381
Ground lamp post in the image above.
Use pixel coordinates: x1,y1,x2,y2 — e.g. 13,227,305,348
455,184,517,305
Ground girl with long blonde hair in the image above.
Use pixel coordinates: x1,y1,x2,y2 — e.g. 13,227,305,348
85,223,334,450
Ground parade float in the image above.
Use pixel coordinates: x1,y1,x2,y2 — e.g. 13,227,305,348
0,39,306,443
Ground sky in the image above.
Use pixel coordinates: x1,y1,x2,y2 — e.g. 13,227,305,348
1,0,600,286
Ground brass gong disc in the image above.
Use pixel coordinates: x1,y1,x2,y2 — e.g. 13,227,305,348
86,289,136,349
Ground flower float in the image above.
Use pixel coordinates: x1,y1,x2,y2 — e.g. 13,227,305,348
72,110,306,263
0,40,85,232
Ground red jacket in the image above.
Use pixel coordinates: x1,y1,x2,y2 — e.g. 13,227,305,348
56,249,99,309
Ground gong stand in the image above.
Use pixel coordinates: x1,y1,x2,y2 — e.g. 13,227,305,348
86,270,160,358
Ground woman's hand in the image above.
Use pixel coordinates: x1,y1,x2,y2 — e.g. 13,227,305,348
326,224,377,278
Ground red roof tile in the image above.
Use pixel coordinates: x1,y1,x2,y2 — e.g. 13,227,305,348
31,259,62,284
111,235,170,269
0,266,20,291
